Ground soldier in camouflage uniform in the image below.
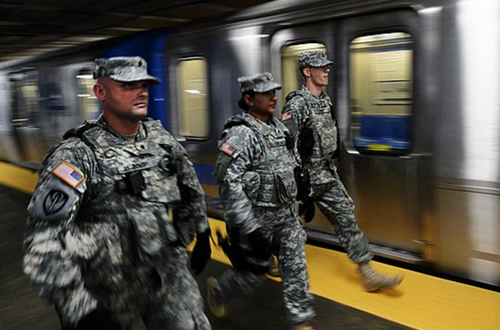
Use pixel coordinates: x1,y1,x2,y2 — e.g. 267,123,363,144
206,73,316,330
282,51,403,292
23,56,212,330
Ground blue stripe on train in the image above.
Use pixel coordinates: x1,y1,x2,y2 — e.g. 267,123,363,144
354,115,410,150
193,163,223,211
194,163,217,186
103,29,169,127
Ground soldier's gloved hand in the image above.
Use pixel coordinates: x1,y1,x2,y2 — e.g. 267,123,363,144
190,229,211,275
246,228,271,259
75,309,121,330
217,230,247,271
299,197,315,223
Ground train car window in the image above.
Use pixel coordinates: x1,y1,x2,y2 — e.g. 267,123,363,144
176,58,209,138
76,69,100,120
9,70,40,125
349,32,413,155
280,43,327,105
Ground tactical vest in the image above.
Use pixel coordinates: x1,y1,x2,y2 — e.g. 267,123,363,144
66,119,185,266
223,115,298,208
286,90,338,162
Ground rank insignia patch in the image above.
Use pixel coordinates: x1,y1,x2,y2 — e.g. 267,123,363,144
53,162,84,188
221,142,236,156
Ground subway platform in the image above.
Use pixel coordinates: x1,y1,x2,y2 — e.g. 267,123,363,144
0,162,498,330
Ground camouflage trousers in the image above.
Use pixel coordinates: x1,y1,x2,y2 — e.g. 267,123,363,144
312,168,373,264
214,212,315,325
77,246,211,330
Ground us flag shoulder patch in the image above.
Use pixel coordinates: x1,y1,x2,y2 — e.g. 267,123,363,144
52,161,84,188
282,111,292,121
221,142,236,156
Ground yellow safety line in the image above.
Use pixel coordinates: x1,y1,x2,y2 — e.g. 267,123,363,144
0,162,38,194
206,218,500,330
2,161,499,330
304,243,500,330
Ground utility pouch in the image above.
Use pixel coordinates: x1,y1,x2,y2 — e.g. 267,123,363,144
242,171,260,201
294,166,311,202
276,173,297,205
298,127,314,162
122,171,145,195
128,207,165,260
115,171,145,195
171,203,196,246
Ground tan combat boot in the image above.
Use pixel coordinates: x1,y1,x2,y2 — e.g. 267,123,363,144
292,322,316,330
359,263,403,292
267,256,281,278
205,277,227,318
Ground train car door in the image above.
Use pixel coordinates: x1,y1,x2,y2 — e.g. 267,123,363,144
8,69,46,164
337,8,437,262
0,72,22,163
272,7,435,262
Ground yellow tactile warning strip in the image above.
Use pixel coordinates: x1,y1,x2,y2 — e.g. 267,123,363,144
2,161,499,330
0,162,38,194
305,244,500,330
205,219,500,330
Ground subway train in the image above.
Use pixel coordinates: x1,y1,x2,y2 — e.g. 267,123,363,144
0,0,498,288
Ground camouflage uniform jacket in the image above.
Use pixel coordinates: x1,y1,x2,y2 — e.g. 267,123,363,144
282,86,339,186
23,116,208,324
214,113,298,234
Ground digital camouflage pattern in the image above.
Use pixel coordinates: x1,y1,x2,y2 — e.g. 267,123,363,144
282,87,338,172
214,113,298,231
237,72,282,94
23,116,210,329
214,218,313,325
282,85,372,264
297,51,334,69
213,113,315,325
94,56,160,85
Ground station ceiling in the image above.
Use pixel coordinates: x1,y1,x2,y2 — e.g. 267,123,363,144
0,0,275,64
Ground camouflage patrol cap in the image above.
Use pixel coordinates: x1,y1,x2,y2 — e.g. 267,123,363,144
93,56,160,85
298,51,333,69
238,72,282,94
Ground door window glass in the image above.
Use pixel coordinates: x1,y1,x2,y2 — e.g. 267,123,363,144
9,70,40,124
176,58,209,138
349,32,413,154
280,43,327,105
76,69,100,120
